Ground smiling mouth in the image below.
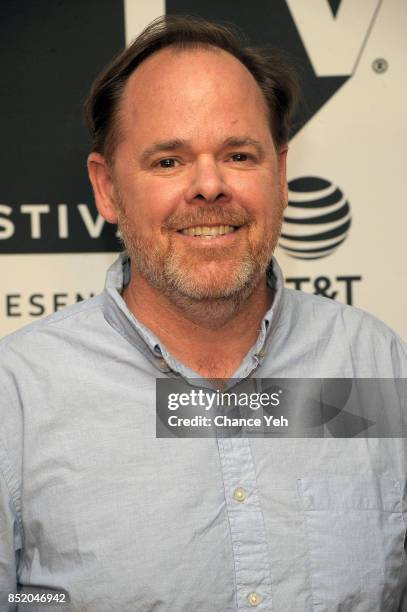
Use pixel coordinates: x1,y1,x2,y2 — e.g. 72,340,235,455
177,225,238,239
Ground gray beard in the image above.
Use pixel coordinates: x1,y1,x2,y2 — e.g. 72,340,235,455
116,202,283,327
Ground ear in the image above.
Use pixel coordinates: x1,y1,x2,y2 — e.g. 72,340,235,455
87,152,119,224
277,146,289,209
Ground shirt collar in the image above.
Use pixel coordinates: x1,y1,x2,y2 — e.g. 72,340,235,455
102,251,285,376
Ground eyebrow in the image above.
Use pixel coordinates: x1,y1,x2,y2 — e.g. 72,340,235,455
139,139,188,165
223,137,265,159
139,136,266,165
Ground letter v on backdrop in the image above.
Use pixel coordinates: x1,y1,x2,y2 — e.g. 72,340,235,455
285,0,382,76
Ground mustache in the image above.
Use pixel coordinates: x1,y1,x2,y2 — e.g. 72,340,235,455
164,205,253,230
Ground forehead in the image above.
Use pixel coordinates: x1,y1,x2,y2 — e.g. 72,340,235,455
119,46,271,142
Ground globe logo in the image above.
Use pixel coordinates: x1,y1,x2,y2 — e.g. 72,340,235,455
279,176,351,260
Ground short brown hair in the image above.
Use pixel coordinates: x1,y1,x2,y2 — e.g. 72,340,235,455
83,14,299,161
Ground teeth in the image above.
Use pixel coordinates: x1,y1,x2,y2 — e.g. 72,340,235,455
180,225,236,237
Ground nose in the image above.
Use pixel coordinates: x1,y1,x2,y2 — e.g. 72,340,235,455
185,157,232,205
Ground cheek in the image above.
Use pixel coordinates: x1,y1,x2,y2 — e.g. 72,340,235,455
126,178,182,228
238,178,280,218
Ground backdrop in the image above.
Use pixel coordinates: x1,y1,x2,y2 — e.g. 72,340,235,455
1,0,406,338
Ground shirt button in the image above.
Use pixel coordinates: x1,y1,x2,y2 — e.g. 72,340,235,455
233,487,247,502
159,359,167,369
247,592,262,607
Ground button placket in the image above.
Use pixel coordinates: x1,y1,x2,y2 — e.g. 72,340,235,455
218,438,273,610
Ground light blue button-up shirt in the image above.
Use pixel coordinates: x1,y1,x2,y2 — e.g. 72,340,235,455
0,253,407,612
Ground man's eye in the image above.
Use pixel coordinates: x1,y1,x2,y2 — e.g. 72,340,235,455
157,158,178,168
231,153,251,162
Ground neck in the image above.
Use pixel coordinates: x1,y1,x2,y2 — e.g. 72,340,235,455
122,265,273,378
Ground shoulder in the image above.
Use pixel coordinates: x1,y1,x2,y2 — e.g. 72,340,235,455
282,287,397,333
0,293,106,355
0,293,114,395
278,288,407,376
0,293,108,460
284,288,396,335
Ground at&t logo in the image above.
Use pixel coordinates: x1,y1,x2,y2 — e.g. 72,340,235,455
279,176,351,260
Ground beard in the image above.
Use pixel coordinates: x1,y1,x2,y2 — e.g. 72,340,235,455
115,194,284,314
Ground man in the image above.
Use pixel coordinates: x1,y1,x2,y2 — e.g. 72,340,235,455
1,15,406,612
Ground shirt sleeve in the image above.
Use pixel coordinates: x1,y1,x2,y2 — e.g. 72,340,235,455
396,559,407,611
0,344,24,611
0,454,21,610
390,332,407,378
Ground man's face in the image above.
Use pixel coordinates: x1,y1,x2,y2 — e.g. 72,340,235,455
109,46,287,303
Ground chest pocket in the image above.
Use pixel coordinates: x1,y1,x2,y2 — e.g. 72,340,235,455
298,476,406,612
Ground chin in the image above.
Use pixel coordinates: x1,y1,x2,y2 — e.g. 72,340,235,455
166,260,261,302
